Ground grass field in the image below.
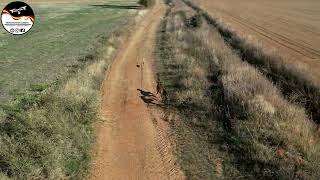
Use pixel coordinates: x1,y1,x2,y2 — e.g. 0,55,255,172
0,0,136,102
157,0,320,179
0,0,137,179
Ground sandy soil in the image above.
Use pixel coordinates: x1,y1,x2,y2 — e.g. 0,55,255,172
194,0,320,81
89,1,184,180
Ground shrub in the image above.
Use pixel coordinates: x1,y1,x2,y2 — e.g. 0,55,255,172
187,14,202,28
139,0,155,7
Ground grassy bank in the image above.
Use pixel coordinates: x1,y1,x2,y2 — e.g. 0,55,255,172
0,0,137,178
182,0,320,123
157,1,320,179
0,27,130,179
157,7,239,179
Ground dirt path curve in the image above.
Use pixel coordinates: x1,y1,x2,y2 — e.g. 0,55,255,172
90,1,184,180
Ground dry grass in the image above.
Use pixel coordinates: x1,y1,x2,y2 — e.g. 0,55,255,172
204,25,320,178
157,0,320,179
183,0,320,123
157,10,235,179
0,26,128,179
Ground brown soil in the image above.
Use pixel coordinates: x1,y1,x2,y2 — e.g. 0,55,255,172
194,0,320,84
89,1,184,180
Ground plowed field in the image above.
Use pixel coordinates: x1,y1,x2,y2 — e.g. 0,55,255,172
194,0,320,73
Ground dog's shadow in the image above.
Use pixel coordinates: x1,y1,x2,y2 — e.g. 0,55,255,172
137,89,163,107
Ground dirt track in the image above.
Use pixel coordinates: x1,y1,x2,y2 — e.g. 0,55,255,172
90,1,183,180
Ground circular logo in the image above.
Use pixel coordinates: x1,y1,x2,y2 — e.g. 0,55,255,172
1,1,35,35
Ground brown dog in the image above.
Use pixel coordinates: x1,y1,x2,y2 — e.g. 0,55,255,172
156,77,169,104
156,78,163,95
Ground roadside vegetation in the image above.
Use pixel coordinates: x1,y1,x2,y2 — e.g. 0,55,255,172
183,0,320,123
138,0,155,7
0,26,130,179
157,0,320,179
0,0,136,178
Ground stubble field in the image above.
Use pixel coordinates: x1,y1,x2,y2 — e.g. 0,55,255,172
194,0,320,60
194,0,320,85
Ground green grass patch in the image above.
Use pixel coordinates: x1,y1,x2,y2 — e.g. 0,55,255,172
0,0,135,103
0,29,127,179
0,0,136,178
138,0,155,7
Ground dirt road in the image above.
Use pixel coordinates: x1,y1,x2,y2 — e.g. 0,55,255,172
90,1,183,180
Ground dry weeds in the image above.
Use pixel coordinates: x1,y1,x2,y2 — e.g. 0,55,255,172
183,0,320,123
157,0,320,178
0,26,128,179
